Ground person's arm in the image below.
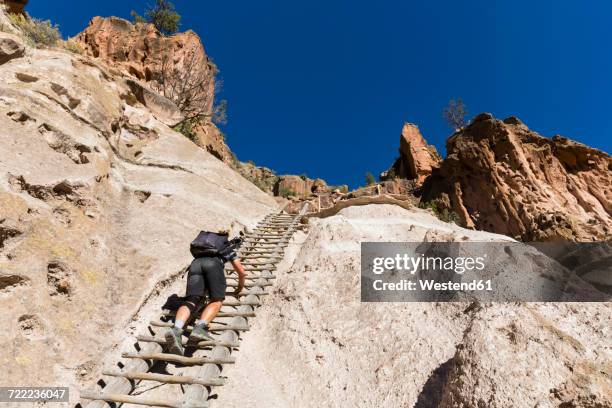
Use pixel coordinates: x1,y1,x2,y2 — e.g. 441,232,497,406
231,259,246,295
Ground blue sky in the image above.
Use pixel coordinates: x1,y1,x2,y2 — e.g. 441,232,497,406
28,1,611,188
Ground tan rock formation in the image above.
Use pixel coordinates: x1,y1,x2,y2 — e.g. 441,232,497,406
0,34,276,396
312,178,330,194
192,121,234,164
422,113,612,241
75,16,214,114
238,162,279,193
274,175,314,198
124,78,184,126
74,16,240,166
383,123,441,185
1,0,27,14
349,178,417,198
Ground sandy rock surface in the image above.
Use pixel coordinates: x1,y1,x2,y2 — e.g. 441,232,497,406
0,39,277,392
216,205,610,408
441,303,610,408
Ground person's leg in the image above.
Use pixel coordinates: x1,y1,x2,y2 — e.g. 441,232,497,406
174,305,191,328
166,259,206,354
198,299,223,324
190,257,226,342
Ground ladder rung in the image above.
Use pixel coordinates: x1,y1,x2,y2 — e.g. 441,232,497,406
80,391,201,408
150,320,250,332
122,352,236,365
226,281,273,287
137,334,240,348
103,370,226,386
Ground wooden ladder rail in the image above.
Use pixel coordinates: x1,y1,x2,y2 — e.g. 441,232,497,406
180,207,305,407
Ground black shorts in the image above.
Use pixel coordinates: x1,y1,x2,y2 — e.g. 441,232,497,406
186,256,226,300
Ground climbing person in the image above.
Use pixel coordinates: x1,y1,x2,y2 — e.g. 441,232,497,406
165,230,246,355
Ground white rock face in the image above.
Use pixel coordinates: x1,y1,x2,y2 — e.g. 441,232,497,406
216,205,610,408
0,41,277,390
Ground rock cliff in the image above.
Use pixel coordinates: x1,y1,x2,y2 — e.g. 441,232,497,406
0,27,276,390
382,123,441,185
75,16,213,110
74,16,234,165
422,114,612,241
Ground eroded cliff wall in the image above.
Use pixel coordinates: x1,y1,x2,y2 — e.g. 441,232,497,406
0,29,277,389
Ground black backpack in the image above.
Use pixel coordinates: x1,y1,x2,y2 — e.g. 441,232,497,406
190,231,230,258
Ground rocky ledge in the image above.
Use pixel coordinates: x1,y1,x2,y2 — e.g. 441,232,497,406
421,113,611,241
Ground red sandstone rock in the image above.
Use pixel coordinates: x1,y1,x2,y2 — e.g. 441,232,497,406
75,16,215,114
422,114,612,241
1,0,27,14
74,16,240,164
383,123,441,186
274,175,314,198
193,122,234,164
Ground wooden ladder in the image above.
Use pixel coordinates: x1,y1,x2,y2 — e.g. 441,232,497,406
79,206,307,408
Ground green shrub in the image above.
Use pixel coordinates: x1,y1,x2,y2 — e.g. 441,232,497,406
229,151,240,169
365,172,376,186
132,0,180,35
443,98,468,131
62,39,83,54
212,99,228,126
329,184,349,193
172,118,199,142
9,14,61,47
279,187,297,198
130,11,147,24
418,200,461,224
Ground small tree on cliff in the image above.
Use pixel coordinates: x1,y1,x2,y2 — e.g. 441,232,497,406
365,172,376,186
443,98,468,131
132,0,181,35
153,51,226,127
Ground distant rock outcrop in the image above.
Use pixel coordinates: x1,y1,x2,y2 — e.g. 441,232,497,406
75,16,214,110
274,175,316,198
422,113,612,241
237,162,279,194
74,16,237,165
381,123,441,186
